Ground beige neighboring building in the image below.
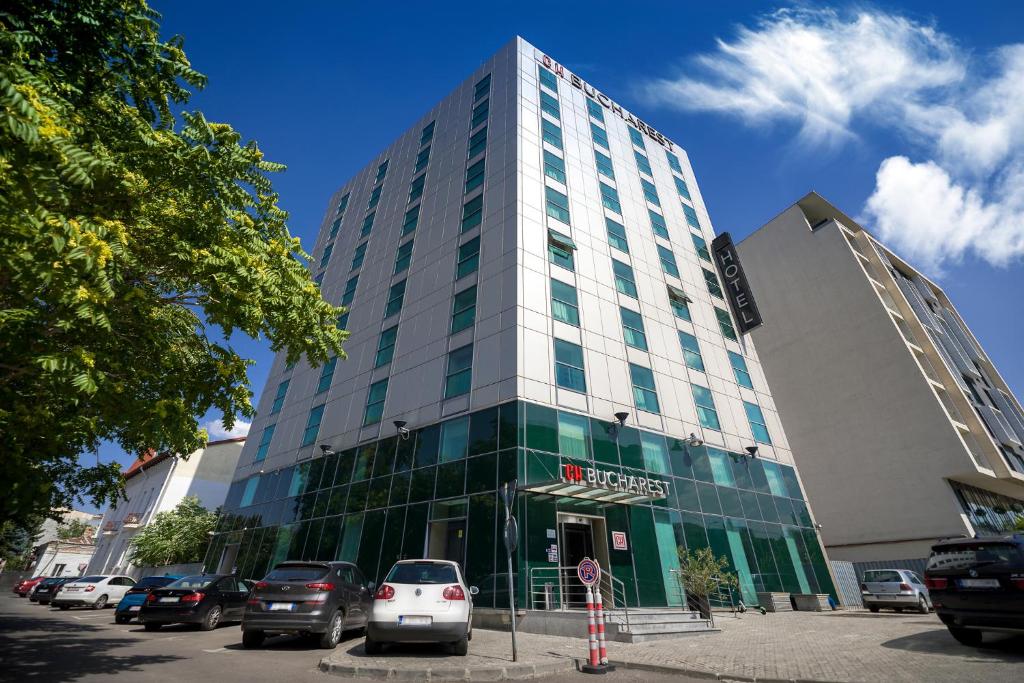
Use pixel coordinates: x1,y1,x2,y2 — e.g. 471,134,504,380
737,192,1024,565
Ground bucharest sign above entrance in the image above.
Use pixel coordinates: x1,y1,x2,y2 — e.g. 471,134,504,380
521,460,671,505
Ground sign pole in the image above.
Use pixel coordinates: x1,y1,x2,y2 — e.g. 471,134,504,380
501,480,519,663
577,557,614,675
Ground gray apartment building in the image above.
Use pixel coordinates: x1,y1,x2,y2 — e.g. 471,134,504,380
738,192,1024,566
206,38,838,609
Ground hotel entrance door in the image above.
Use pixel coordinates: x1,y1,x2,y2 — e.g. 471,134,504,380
558,516,597,608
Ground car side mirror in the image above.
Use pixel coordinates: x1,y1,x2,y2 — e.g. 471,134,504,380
469,586,479,596
367,581,376,593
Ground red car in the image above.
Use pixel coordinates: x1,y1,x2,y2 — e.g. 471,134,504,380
13,576,48,597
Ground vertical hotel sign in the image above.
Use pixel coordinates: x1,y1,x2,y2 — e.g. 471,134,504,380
711,232,763,334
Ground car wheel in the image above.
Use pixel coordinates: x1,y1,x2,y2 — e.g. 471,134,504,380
115,615,131,624
364,635,383,655
868,606,879,613
200,605,223,631
318,611,344,649
242,629,265,649
451,635,469,657
58,605,70,611
917,597,929,614
144,622,162,631
93,595,108,610
948,627,983,647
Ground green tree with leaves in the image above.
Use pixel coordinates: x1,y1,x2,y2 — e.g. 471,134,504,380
128,496,216,567
0,515,43,570
0,0,346,528
56,518,91,541
676,546,738,618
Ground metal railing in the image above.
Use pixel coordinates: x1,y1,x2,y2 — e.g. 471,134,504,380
528,565,630,630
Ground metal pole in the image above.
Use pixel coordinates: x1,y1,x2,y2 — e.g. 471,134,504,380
501,481,518,663
507,546,518,662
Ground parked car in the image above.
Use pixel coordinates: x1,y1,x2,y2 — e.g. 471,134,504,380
12,576,47,597
860,568,931,613
52,575,136,610
139,574,250,631
366,559,478,656
32,577,74,605
925,534,1024,646
114,575,182,624
241,561,371,649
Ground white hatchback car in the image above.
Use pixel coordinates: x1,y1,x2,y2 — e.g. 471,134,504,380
52,575,136,610
366,560,478,656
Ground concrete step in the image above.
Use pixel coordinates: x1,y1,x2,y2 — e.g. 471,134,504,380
604,610,705,626
609,620,718,643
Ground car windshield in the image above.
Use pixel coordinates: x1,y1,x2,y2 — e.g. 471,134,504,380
863,570,902,583
166,576,215,590
40,578,62,585
264,565,329,582
135,576,175,589
75,576,106,583
385,563,458,585
927,542,1024,571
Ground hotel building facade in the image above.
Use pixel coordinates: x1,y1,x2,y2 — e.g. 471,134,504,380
207,38,837,608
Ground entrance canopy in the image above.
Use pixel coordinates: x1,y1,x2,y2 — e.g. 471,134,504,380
522,479,665,505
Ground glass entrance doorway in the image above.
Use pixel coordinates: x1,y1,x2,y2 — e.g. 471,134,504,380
557,513,606,608
426,498,467,568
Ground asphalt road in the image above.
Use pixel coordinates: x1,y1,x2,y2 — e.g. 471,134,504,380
0,596,701,682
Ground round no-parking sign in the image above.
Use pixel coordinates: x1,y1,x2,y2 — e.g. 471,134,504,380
577,557,600,586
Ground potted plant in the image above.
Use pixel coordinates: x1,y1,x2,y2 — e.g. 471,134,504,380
675,546,738,619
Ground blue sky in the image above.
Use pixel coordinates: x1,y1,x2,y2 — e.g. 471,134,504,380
92,1,1024,487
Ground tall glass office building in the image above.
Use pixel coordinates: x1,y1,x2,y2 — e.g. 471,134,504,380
206,37,838,608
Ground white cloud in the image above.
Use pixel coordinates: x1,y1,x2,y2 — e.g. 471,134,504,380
643,7,1024,274
203,418,250,440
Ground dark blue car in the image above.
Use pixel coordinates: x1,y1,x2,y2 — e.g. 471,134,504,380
114,575,182,624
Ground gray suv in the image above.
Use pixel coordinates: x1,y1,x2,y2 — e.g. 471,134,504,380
860,568,931,613
242,561,372,649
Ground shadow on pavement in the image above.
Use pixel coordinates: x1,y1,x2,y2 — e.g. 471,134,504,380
222,629,363,651
882,630,1024,660
0,628,182,681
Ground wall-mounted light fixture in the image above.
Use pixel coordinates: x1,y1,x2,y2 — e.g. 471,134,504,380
609,412,630,439
393,420,410,440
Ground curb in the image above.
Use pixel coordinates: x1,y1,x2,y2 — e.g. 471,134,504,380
318,657,575,681
608,660,841,683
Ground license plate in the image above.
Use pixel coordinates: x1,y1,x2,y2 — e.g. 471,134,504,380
876,594,895,599
66,587,79,592
159,597,179,603
37,590,49,594
959,578,1000,589
129,606,141,612
268,602,295,611
398,615,431,626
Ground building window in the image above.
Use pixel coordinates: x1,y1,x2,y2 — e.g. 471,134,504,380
691,384,720,430
415,145,431,172
647,210,669,240
254,424,275,461
336,192,350,215
542,118,563,149
545,186,570,224
594,150,615,179
640,178,660,206
465,157,486,193
678,331,705,372
729,351,753,389
628,126,645,149
666,151,683,174
375,326,398,367
543,150,566,184
301,404,325,447
590,122,609,150
551,278,580,326
409,174,426,203
683,204,701,230
385,279,407,318
270,380,289,414
703,268,724,298
367,185,382,210
329,216,342,240
314,271,325,286
715,306,738,341
439,416,470,462
457,236,480,279
599,182,621,214
554,339,587,392
692,233,711,261
606,217,628,253
316,356,337,394
630,363,660,414
471,98,489,128
634,150,652,176
540,90,560,119
674,176,691,200
319,243,333,269
420,121,435,146
558,410,591,459
620,306,648,350
360,211,375,238
451,285,477,333
548,230,576,271
539,65,558,92
374,160,389,184
586,97,604,122
744,401,772,444
444,344,473,398
668,284,692,321
394,239,414,274
402,205,419,236
657,245,680,278
341,275,358,306
336,311,349,330
612,259,637,298
468,126,487,159
461,194,483,232
473,74,491,102
363,379,388,426
350,242,367,271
